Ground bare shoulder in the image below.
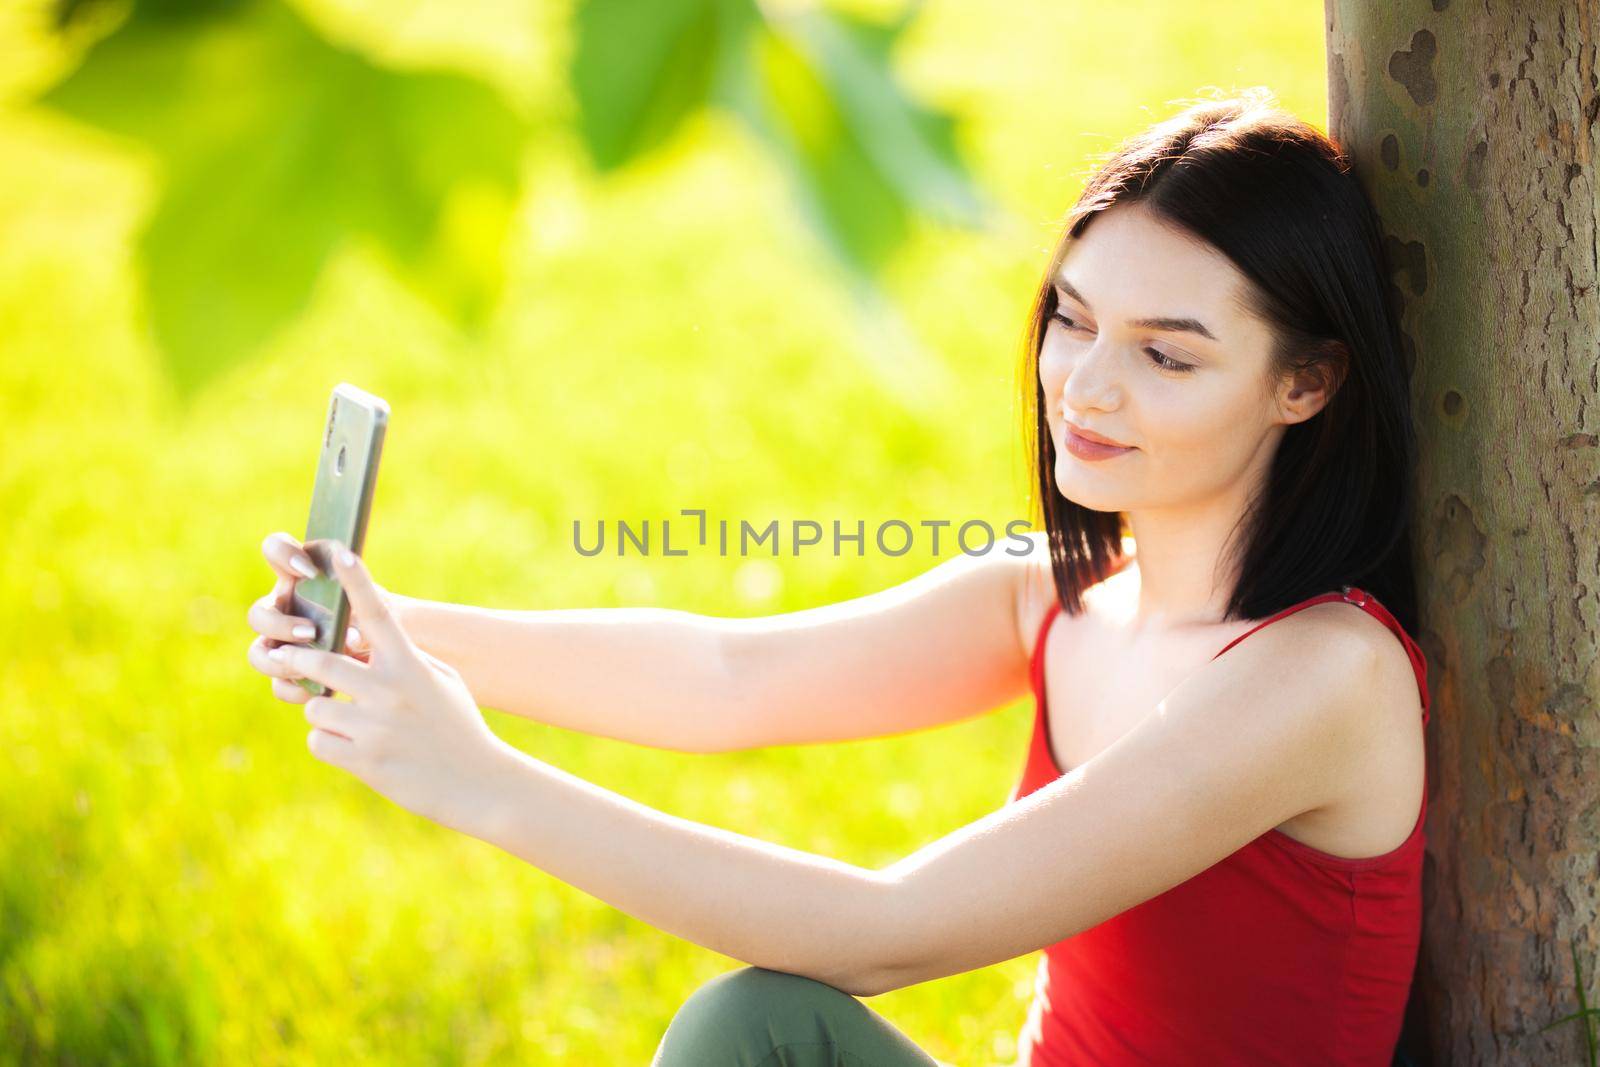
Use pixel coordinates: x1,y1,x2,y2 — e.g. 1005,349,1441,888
1231,599,1425,763
1013,532,1056,656
1225,598,1426,847
1285,601,1421,703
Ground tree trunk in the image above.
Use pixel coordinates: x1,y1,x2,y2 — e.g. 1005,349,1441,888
1325,2,1600,1063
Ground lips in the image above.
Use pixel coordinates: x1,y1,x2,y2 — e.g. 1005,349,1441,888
1065,421,1133,449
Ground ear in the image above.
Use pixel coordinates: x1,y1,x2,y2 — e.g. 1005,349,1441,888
1275,341,1347,426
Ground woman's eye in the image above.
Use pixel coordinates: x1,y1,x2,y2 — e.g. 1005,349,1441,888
1049,310,1195,375
1049,309,1086,332
1145,349,1195,374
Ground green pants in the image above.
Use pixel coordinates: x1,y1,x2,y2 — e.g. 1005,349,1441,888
651,966,957,1067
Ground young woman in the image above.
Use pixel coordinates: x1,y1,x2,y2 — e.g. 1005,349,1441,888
247,91,1430,1066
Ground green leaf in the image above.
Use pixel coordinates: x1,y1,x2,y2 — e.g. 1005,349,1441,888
570,0,756,171
781,2,985,228
565,0,985,283
744,20,909,276
37,0,525,397
709,3,986,285
1539,1007,1600,1031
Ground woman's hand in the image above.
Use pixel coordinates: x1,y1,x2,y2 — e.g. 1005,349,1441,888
247,532,379,703
262,544,513,831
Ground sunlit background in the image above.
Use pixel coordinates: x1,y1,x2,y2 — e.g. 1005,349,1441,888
1,1,1328,1062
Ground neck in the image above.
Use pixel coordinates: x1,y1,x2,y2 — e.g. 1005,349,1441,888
1122,492,1254,631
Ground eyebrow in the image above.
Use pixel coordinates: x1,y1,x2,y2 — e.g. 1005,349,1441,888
1053,276,1220,342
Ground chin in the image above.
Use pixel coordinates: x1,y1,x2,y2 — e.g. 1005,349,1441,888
1051,466,1127,513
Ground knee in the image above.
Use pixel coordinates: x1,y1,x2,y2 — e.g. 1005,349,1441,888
674,965,858,1029
702,965,855,1008
652,966,860,1065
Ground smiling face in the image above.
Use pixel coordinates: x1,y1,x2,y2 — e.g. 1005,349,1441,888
1038,201,1322,515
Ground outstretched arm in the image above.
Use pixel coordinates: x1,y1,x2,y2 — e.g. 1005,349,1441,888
455,598,1391,1002
464,745,900,997
276,543,907,997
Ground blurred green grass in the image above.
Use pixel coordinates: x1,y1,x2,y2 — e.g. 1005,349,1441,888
0,1,1327,1063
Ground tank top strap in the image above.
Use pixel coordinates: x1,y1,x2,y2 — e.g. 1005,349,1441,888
1339,585,1432,725
1209,589,1349,661
1211,584,1431,725
1030,599,1065,696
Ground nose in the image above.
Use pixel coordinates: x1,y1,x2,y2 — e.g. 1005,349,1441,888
1059,338,1123,416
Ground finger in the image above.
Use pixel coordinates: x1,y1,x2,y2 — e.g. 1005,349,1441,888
328,546,413,654
307,725,356,767
418,647,459,678
304,695,367,741
263,532,319,582
249,634,308,679
268,642,375,698
248,590,317,644
270,571,296,616
272,676,312,704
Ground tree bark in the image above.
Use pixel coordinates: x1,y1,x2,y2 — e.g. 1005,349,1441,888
1326,2,1600,1063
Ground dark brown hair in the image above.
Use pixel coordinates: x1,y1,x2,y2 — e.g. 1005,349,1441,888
1020,89,1421,635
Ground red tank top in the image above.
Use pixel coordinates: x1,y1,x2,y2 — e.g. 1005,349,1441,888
1010,584,1431,1067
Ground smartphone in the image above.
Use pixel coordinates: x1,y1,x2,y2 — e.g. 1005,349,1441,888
290,383,389,697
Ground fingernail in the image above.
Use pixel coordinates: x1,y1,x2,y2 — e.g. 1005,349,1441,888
338,545,355,567
268,647,288,662
292,556,317,579
292,623,314,640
